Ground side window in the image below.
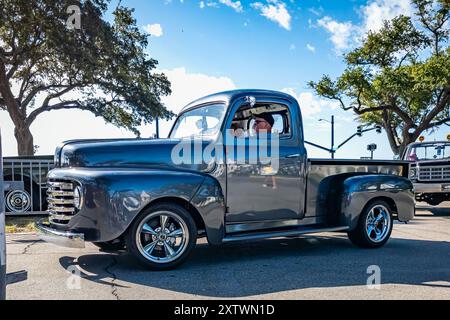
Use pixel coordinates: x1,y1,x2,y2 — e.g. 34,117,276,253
229,103,292,138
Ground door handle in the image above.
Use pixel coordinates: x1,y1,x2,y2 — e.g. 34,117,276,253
285,154,300,159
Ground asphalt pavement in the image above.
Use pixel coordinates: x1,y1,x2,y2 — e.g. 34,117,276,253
5,202,450,300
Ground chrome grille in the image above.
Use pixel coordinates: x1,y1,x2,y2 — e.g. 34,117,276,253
47,180,76,225
418,165,450,181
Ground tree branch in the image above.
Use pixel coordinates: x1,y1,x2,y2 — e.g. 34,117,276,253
418,90,450,132
426,117,450,129
0,60,24,125
353,103,414,127
382,110,400,154
26,101,83,126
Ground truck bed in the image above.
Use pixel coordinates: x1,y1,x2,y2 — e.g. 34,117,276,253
306,158,410,218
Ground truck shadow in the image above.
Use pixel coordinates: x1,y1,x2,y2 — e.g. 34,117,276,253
416,203,450,217
426,207,450,217
59,234,450,298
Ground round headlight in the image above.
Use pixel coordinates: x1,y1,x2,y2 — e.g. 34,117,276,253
409,168,417,179
73,186,82,209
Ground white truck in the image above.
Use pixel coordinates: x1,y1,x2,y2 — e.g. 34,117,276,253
404,140,450,206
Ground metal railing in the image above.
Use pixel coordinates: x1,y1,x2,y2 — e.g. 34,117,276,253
2,156,53,215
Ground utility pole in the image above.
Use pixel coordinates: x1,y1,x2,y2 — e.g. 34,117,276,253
155,117,160,139
331,115,335,159
0,130,6,300
319,116,335,159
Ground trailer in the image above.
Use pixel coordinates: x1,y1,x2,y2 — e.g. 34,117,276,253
2,156,53,215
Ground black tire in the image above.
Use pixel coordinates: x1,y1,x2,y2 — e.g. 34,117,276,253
125,203,197,270
347,200,393,248
93,240,126,252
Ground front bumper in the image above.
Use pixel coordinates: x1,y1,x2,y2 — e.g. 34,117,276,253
413,182,450,194
36,219,85,249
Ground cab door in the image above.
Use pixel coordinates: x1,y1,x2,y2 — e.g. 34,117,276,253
224,97,306,227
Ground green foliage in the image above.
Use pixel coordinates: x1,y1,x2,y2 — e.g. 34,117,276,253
0,0,172,154
309,0,450,155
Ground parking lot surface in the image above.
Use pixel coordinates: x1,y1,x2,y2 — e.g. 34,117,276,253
5,203,450,300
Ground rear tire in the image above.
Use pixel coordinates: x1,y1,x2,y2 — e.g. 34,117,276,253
125,203,197,270
348,200,393,248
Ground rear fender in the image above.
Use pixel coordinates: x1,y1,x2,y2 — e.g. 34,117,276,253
341,175,415,230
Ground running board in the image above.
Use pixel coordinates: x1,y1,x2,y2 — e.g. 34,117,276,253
222,226,350,243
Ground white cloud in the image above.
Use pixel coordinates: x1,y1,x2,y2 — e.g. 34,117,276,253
219,0,243,13
251,0,291,31
200,1,205,8
159,67,236,115
281,88,339,118
306,44,316,53
207,1,219,8
317,0,414,53
308,7,323,17
317,16,355,52
362,0,413,32
142,23,163,37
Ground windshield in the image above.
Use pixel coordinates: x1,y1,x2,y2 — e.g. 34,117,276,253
406,142,450,161
170,103,226,139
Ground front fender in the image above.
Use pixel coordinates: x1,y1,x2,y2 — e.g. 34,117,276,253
49,168,206,242
341,175,415,230
190,176,226,245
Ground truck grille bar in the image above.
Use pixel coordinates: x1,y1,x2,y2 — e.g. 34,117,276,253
418,165,450,181
46,180,76,225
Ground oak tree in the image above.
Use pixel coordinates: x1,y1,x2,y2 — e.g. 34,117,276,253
0,0,172,155
309,0,450,156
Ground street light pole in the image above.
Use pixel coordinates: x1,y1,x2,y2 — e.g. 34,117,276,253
0,130,6,300
319,116,335,159
155,117,160,139
331,115,335,159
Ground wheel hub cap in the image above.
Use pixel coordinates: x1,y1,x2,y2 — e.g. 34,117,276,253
136,211,189,264
365,204,391,243
6,190,32,213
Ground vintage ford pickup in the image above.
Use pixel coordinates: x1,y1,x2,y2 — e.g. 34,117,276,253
37,90,415,270
403,141,450,206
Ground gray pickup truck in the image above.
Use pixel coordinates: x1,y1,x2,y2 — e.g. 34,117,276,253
404,141,450,206
37,89,415,270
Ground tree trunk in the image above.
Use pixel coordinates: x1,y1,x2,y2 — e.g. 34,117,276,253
14,125,34,156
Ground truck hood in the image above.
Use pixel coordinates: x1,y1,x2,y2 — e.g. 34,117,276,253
55,138,216,172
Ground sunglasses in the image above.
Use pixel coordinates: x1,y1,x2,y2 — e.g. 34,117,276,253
253,119,268,125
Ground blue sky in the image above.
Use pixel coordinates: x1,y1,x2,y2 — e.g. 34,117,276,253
0,0,448,158
129,0,360,88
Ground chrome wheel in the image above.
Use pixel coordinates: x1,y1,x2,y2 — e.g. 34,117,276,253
6,190,32,213
365,204,391,243
136,211,189,264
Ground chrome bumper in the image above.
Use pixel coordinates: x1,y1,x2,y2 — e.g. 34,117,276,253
36,219,85,249
413,182,450,194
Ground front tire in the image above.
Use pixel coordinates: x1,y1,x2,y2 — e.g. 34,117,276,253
348,200,393,248
126,203,197,270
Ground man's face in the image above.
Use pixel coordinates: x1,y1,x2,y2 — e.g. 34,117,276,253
253,117,272,133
